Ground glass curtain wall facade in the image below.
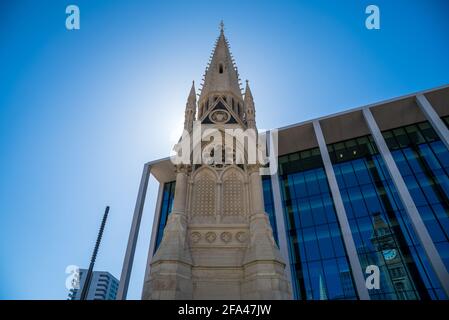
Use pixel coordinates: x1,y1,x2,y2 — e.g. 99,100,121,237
154,181,176,252
382,121,449,284
278,148,358,300
328,135,445,299
262,175,279,245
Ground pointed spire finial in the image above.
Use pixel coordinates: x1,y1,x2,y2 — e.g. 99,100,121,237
199,22,243,105
244,79,256,129
245,80,253,102
188,80,196,103
184,81,197,132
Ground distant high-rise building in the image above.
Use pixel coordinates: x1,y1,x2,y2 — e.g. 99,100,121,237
68,269,119,300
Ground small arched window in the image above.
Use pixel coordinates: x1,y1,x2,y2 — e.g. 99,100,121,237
219,63,224,74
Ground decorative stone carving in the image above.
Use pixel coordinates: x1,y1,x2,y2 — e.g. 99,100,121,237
190,232,201,244
235,231,247,243
220,231,232,243
209,109,230,124
222,170,244,216
205,232,217,243
246,164,260,174
192,170,216,216
175,163,191,174
145,26,292,300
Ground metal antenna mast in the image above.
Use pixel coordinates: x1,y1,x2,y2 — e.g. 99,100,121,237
80,206,110,300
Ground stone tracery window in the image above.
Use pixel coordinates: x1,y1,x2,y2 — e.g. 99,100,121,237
222,170,244,216
191,170,216,216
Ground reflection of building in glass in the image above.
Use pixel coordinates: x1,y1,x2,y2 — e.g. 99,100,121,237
370,213,418,300
340,270,355,299
138,27,449,300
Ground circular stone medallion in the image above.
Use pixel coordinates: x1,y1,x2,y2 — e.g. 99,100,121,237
220,232,232,243
205,232,217,243
190,232,201,244
209,109,230,124
235,231,247,243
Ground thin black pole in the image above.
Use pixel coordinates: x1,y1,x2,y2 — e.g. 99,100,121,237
80,206,110,300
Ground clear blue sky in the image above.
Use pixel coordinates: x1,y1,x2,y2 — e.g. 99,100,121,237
1,0,448,299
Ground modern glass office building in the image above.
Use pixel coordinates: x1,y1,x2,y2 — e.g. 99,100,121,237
143,85,449,300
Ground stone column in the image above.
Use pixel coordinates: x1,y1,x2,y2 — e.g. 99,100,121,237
172,168,188,215
216,180,222,223
249,167,265,215
142,165,193,300
242,165,292,299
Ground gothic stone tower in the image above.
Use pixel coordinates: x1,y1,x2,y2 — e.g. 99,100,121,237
142,25,292,300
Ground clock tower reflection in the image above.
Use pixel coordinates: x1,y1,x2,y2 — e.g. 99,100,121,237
370,212,418,300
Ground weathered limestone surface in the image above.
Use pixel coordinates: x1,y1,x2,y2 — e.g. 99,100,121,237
142,25,291,300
